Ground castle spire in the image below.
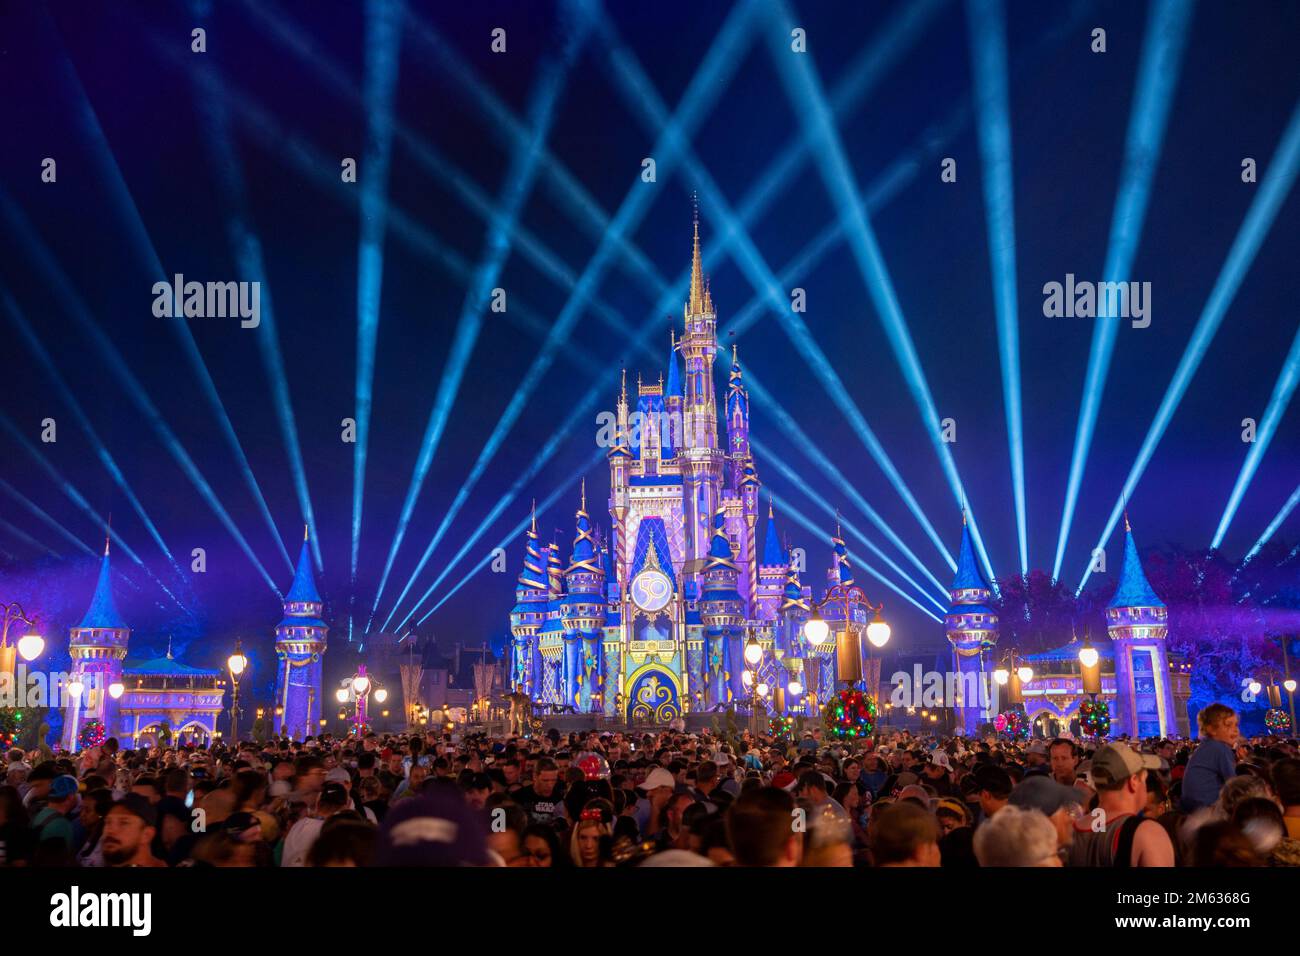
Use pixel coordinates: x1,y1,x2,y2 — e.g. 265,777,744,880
688,197,706,316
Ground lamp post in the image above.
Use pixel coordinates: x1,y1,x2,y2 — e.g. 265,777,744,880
803,587,889,698
744,634,763,736
227,640,248,743
0,601,43,680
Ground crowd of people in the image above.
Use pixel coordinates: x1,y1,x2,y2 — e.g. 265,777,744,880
2,701,1297,867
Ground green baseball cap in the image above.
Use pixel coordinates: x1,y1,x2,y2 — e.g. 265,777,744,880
1090,743,1161,788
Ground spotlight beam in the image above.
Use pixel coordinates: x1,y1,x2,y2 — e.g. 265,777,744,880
1076,97,1300,594
0,193,283,598
53,36,293,574
767,490,944,623
2,288,186,579
190,56,325,572
379,0,762,629
423,449,607,616
1052,0,1194,581
0,411,192,614
350,0,404,590
1212,319,1300,549
0,479,96,558
368,20,592,631
761,0,997,588
590,5,957,579
0,518,60,560
753,438,948,612
966,0,1028,575
1239,482,1300,569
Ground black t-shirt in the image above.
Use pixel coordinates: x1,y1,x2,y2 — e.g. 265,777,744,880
515,784,566,825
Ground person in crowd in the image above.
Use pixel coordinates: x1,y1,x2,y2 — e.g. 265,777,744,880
869,802,941,867
973,804,1063,866
1181,704,1239,812
1066,743,1175,867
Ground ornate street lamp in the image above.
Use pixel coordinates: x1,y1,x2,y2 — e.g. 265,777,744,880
227,639,248,743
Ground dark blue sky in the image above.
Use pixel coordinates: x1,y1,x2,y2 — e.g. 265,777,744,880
1,0,1298,691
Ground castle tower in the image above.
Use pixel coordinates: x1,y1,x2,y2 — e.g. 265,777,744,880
1106,514,1174,738
63,538,130,749
607,371,632,584
678,208,724,567
274,528,328,739
698,506,744,705
563,484,606,713
945,515,998,735
756,499,788,623
536,541,567,706
509,505,547,697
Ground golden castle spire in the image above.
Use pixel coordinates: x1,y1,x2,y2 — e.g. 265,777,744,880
688,196,706,316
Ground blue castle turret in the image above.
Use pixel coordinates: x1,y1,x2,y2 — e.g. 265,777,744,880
945,514,999,735
63,538,131,749
509,505,547,697
1106,513,1173,738
563,483,606,713
698,507,744,705
273,528,328,739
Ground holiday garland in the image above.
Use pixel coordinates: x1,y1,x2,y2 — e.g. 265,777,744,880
1265,709,1291,734
769,715,794,739
0,709,22,750
78,718,106,750
823,689,877,740
1078,698,1111,737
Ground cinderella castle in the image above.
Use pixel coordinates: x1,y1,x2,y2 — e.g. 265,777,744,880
508,213,885,724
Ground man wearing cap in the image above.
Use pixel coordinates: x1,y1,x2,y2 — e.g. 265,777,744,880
1065,743,1173,867
102,795,165,867
634,766,676,838
30,774,79,857
1023,740,1050,775
1009,775,1083,854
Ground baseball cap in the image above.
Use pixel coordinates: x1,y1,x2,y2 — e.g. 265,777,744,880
1009,775,1083,815
375,791,490,866
110,793,156,826
1027,741,1049,756
638,767,675,792
1090,743,1161,788
326,767,352,785
50,775,79,800
318,782,350,808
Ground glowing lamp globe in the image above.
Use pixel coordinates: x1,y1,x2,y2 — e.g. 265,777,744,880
992,668,1009,686
744,637,763,668
788,679,803,697
108,682,125,700
227,652,247,677
1017,666,1034,684
1078,646,1099,669
866,611,890,648
67,678,85,700
1248,680,1263,697
756,682,770,697
1286,679,1298,694
352,675,371,696
741,670,753,689
373,688,388,704
803,614,829,645
17,631,44,662
335,688,350,704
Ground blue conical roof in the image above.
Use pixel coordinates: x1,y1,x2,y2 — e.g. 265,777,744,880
285,534,321,604
761,504,785,566
706,508,735,566
950,519,989,593
1108,525,1165,609
667,333,682,398
79,546,127,629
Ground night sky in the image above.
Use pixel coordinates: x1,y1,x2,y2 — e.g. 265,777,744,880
1,0,1297,696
